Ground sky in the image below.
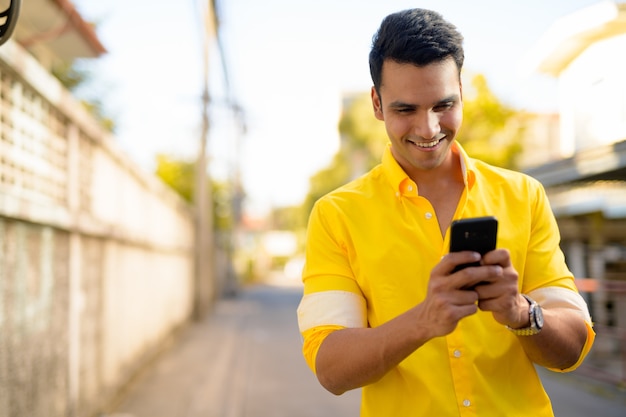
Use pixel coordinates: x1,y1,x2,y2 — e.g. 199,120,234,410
73,0,604,216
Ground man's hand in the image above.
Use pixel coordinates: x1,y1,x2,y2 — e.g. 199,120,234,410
470,249,531,329
463,249,589,369
421,251,505,338
315,250,513,394
444,249,529,329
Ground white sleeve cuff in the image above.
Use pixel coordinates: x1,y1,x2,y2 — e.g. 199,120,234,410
297,290,367,332
528,286,592,323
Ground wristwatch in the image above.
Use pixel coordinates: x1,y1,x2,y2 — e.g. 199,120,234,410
506,294,544,336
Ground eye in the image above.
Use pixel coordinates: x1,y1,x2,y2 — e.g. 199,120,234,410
434,101,454,112
395,107,415,114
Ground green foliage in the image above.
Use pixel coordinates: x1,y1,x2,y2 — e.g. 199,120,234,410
458,74,523,169
155,154,196,203
155,154,234,231
213,182,235,231
299,73,525,222
52,61,88,90
52,60,116,132
80,99,116,132
270,205,306,230
337,92,387,159
302,153,351,217
301,92,387,217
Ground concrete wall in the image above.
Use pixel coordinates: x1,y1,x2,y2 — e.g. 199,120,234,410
0,39,195,417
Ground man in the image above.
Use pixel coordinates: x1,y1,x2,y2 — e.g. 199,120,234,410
297,8,595,417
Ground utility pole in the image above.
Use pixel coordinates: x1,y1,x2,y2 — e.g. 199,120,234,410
193,0,218,320
225,104,246,296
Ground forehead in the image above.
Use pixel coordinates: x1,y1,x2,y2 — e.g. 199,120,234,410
379,58,461,102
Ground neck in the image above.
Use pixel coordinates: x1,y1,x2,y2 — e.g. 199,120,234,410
412,150,463,191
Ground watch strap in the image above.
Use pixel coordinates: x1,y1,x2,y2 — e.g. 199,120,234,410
506,294,542,336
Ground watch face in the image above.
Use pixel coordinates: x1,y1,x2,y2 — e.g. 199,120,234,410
534,305,544,329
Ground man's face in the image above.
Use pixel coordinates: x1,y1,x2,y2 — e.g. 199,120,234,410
371,58,463,174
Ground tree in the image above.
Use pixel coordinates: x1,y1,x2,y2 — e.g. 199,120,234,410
52,60,117,132
155,154,196,203
337,92,388,166
301,92,387,218
458,74,523,169
155,154,233,231
301,73,524,219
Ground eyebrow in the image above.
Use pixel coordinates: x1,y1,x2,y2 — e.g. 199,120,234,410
388,94,460,109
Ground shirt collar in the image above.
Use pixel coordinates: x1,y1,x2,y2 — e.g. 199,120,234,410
381,142,477,196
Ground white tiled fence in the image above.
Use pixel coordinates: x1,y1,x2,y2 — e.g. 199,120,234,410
0,40,195,417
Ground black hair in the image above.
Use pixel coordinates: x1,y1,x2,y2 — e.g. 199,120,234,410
369,9,465,94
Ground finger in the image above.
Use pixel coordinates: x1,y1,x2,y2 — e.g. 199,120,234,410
482,248,511,267
474,284,502,304
440,251,481,274
453,265,503,290
459,289,480,307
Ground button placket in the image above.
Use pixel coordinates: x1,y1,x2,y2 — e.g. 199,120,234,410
448,337,474,416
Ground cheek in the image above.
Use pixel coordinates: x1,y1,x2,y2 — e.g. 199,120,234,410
385,116,411,138
442,109,463,132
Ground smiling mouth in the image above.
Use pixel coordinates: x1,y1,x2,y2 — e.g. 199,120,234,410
408,136,445,148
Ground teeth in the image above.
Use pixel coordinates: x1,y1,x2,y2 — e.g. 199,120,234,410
414,138,440,148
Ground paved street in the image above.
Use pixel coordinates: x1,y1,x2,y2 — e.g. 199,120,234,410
105,279,626,417
539,367,626,417
104,282,360,417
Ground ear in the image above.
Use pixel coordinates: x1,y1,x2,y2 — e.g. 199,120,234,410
371,87,384,121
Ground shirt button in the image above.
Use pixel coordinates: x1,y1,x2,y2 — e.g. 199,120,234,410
408,185,414,192
463,399,471,407
453,350,461,358
425,212,433,219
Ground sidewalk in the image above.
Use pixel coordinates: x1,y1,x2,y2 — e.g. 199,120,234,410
102,281,360,417
102,277,626,417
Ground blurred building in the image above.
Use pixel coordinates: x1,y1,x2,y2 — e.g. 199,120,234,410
12,0,106,68
513,112,561,169
524,0,626,386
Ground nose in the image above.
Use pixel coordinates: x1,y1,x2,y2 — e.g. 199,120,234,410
413,110,441,140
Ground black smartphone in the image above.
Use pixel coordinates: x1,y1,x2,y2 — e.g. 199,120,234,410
449,216,498,272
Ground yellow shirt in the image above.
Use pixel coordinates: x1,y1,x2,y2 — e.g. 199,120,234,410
297,143,594,417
